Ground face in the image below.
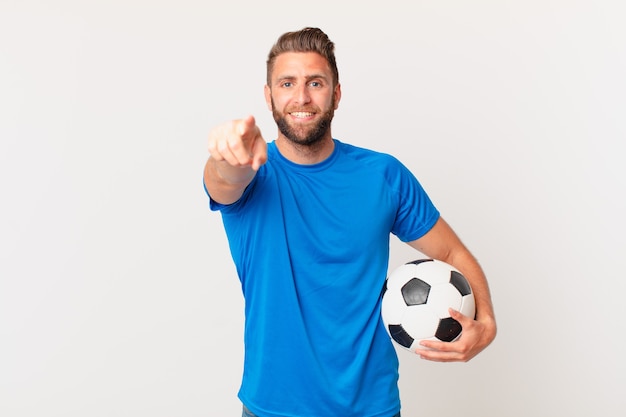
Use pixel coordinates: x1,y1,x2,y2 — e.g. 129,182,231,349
265,52,341,147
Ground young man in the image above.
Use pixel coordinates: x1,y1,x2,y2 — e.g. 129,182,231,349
204,27,496,417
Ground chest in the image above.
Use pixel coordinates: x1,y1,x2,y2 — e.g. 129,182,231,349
265,168,397,256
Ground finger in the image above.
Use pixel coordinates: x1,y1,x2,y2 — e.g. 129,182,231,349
417,339,455,353
228,116,262,166
209,119,254,167
238,115,256,136
208,125,242,165
207,133,229,162
237,115,267,170
250,136,268,171
219,136,252,166
207,140,224,161
238,115,262,147
415,339,466,362
449,308,475,329
415,348,464,363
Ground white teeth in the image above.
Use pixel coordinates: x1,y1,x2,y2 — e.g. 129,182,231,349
291,112,313,118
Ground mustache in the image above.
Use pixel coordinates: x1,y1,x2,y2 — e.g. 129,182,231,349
286,106,320,113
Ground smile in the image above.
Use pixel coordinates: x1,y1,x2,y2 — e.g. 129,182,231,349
290,112,315,118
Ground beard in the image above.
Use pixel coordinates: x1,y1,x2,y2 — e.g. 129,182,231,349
271,99,335,147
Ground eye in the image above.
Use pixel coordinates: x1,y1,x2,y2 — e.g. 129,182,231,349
282,81,293,88
310,81,321,87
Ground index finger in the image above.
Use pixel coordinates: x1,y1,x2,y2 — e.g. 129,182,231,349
238,115,260,141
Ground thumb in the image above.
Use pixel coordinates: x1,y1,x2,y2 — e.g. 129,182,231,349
449,308,473,327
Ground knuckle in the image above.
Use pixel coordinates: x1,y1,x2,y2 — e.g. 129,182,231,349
228,137,244,151
217,141,232,156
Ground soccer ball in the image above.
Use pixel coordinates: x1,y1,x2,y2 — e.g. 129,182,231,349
381,259,476,351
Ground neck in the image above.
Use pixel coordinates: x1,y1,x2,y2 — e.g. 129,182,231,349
275,135,335,165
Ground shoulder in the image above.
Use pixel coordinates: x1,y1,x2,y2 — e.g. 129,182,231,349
335,140,403,168
336,141,427,192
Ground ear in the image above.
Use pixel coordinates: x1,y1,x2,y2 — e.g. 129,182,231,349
333,83,342,110
264,85,272,111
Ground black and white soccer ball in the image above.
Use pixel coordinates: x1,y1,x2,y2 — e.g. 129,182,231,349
381,259,476,351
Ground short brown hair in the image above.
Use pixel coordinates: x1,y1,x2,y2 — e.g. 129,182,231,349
266,27,339,87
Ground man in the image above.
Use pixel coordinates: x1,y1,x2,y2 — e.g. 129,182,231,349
204,27,496,417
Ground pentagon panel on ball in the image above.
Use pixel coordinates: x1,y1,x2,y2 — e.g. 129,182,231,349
381,259,476,352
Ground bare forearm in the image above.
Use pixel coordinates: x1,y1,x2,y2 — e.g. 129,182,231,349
408,218,496,334
447,250,495,322
203,157,256,205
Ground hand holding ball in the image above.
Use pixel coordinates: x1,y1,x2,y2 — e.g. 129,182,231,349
381,259,476,352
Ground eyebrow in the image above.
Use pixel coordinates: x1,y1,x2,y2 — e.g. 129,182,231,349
275,73,329,84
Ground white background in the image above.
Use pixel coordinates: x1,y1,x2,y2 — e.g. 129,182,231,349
1,1,625,416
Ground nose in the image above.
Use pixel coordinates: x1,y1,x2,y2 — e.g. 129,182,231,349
294,84,311,105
